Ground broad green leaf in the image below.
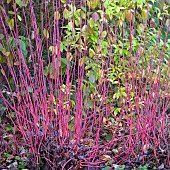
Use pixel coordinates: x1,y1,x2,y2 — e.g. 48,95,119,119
89,18,95,28
104,0,110,8
15,0,22,8
61,58,67,66
81,10,86,19
9,18,14,30
17,14,22,21
75,19,80,26
136,0,146,6
20,40,27,56
62,66,67,75
61,0,66,3
88,0,100,9
0,55,6,63
74,9,81,19
60,42,65,52
8,11,15,15
63,8,69,19
7,0,12,3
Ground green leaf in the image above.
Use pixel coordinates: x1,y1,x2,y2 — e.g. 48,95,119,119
8,11,15,15
81,10,86,19
28,86,33,93
75,19,80,26
0,43,3,51
102,31,107,38
122,92,127,98
17,14,22,21
15,0,22,8
102,166,111,170
44,66,48,77
18,161,25,169
88,0,100,9
0,6,5,13
62,66,67,75
115,168,121,170
89,74,95,84
137,0,146,6
0,106,6,112
60,42,65,52
61,58,67,66
142,9,148,19
20,40,27,56
106,133,113,142
104,0,110,8
9,18,14,30
61,0,66,3
74,9,81,19
63,8,69,19
0,55,7,63
7,0,12,3
89,18,95,28
0,34,4,40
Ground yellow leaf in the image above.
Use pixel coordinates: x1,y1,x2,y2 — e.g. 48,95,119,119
54,11,60,20
89,48,95,58
61,0,66,3
88,0,100,9
142,9,148,19
102,31,107,38
9,18,14,30
126,10,133,22
101,155,111,161
79,57,85,66
49,46,58,55
103,117,107,123
1,69,5,76
6,52,10,56
119,122,123,127
0,55,6,63
8,53,14,66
